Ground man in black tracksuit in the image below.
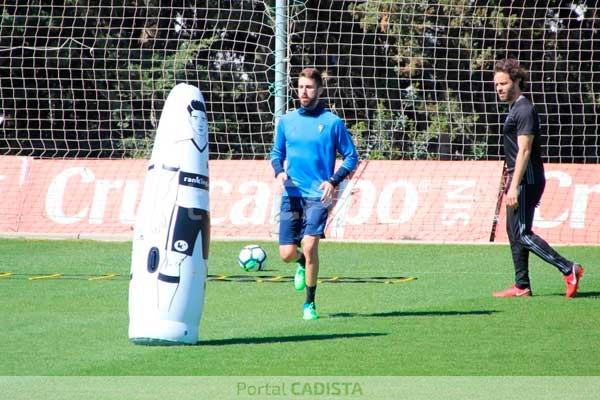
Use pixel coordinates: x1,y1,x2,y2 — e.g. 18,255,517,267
492,58,584,298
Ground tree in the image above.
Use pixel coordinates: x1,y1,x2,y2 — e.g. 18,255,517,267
1,0,598,162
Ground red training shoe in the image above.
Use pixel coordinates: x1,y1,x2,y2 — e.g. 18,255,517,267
564,264,584,298
492,285,532,298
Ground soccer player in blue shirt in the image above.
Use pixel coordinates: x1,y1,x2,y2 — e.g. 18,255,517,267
492,58,584,298
271,68,358,320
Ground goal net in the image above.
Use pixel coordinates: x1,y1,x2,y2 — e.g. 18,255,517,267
0,1,598,243
1,1,598,162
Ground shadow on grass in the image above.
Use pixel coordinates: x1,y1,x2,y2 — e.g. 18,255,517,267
552,291,600,299
199,332,387,346
329,310,498,319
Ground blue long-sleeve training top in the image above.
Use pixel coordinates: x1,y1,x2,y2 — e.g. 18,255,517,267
270,104,359,198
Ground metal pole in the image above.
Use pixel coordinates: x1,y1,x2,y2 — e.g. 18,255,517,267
274,0,287,127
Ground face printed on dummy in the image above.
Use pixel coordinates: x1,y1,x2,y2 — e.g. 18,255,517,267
187,99,208,149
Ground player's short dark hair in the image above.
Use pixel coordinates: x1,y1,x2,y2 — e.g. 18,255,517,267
494,58,528,90
299,67,323,88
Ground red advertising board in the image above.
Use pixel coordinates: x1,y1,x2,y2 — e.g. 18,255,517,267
0,156,28,233
327,161,503,242
495,164,600,245
0,156,597,244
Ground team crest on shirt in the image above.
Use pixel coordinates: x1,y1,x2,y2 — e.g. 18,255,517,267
318,124,324,133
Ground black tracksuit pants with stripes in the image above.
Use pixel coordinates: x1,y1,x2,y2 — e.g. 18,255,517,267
506,181,574,289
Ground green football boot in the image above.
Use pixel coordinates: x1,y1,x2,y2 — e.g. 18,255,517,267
294,265,306,291
303,302,318,320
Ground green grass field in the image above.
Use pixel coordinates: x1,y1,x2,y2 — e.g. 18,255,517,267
0,238,598,376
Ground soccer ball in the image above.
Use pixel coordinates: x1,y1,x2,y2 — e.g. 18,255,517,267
238,244,267,271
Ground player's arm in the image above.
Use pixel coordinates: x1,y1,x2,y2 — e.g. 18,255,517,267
319,120,358,202
506,133,533,209
331,119,358,185
271,122,288,191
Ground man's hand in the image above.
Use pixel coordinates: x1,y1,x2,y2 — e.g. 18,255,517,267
319,180,334,204
275,172,288,194
506,186,520,209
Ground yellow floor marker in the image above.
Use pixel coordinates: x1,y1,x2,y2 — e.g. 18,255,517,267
29,273,62,281
264,275,284,282
0,271,417,285
319,276,339,284
384,277,416,284
88,273,118,281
